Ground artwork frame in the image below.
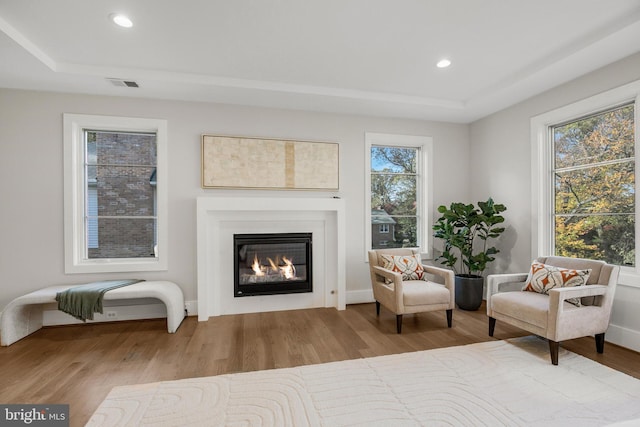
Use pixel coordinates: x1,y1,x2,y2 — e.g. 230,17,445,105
201,135,339,190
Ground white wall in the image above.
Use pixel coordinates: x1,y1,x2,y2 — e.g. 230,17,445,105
0,88,470,311
469,52,640,351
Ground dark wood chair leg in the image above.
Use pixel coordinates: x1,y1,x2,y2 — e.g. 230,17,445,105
375,301,380,316
396,314,403,334
548,340,559,365
488,317,496,336
446,309,452,328
595,333,605,354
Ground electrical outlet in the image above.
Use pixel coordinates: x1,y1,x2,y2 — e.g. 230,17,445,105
106,311,117,319
184,301,195,316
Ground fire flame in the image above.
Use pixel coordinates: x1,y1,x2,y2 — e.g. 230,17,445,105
252,254,265,276
266,256,296,279
279,256,296,279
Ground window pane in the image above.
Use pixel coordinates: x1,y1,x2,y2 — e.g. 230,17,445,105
552,102,635,266
87,165,97,181
87,136,97,165
95,165,156,216
554,161,635,214
554,104,634,169
394,217,417,247
555,214,635,266
371,174,416,216
371,216,417,249
89,131,156,166
87,218,157,259
85,130,157,260
369,141,422,251
87,186,98,249
371,146,416,173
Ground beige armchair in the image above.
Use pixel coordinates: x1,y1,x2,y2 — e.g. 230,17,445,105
487,256,620,365
368,248,455,333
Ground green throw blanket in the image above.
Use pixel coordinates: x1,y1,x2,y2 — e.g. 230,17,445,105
56,279,144,321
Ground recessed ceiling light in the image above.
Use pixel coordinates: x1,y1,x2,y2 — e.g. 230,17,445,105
436,59,451,68
110,13,133,28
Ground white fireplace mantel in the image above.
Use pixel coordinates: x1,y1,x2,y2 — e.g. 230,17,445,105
196,196,346,320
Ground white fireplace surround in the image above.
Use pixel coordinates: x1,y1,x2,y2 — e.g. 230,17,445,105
196,197,346,320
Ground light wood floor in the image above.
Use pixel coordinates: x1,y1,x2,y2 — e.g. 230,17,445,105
1,302,639,426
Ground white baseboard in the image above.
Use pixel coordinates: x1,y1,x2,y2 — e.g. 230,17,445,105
346,289,374,305
43,302,168,326
606,323,640,353
39,298,199,327
182,291,371,321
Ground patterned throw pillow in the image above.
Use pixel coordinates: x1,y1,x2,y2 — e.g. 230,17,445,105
522,261,591,306
380,254,424,283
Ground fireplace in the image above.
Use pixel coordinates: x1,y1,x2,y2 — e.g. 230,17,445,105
196,196,345,319
234,233,312,297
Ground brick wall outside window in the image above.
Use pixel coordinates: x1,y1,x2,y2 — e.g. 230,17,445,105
88,132,157,258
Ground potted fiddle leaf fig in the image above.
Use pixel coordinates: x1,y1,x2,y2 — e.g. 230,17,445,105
432,198,507,310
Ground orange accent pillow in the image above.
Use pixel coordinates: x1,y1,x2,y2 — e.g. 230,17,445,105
522,261,591,306
380,254,424,282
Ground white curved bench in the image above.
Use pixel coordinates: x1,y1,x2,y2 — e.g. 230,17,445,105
0,280,185,346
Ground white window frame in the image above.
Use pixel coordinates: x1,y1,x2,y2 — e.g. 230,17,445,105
364,132,433,260
379,224,390,234
531,80,640,287
63,114,168,273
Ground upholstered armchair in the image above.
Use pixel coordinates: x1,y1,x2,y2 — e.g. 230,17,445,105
487,256,620,365
368,248,455,333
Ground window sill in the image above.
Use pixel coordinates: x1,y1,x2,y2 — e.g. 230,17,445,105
618,269,640,289
65,257,168,274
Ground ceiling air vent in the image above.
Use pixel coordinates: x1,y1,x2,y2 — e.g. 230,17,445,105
106,78,139,88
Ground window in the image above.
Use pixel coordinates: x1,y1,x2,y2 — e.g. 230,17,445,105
553,104,635,266
365,133,432,256
532,81,640,274
64,114,168,273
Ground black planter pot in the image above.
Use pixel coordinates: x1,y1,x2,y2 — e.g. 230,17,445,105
455,274,484,311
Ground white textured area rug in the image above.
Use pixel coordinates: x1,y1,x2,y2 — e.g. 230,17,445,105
87,336,640,427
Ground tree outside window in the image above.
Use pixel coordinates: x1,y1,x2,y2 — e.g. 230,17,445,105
552,103,635,266
370,146,418,249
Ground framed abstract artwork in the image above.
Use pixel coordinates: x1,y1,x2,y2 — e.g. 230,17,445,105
201,135,339,190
